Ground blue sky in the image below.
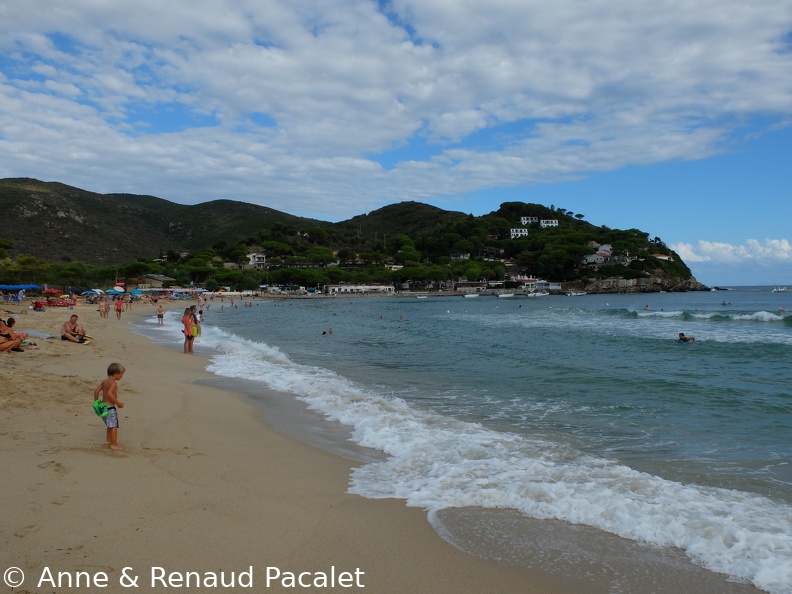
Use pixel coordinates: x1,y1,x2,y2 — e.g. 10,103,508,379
1,1,791,286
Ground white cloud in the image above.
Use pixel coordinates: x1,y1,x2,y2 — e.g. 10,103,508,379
0,0,791,221
671,239,792,286
672,239,792,265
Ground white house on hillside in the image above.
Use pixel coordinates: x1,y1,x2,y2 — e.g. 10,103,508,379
247,253,267,269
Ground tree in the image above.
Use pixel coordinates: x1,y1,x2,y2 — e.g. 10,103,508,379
239,270,262,291
336,248,356,264
303,246,335,264
0,239,14,259
394,247,421,265
489,217,511,240
228,248,248,267
0,254,51,282
305,226,330,245
359,252,385,265
261,241,295,257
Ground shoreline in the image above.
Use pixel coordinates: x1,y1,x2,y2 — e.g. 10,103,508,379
1,302,579,593
171,297,769,593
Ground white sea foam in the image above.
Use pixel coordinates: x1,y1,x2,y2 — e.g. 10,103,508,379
186,319,792,594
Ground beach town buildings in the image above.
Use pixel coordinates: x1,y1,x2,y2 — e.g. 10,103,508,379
580,243,640,267
510,217,559,238
325,284,395,295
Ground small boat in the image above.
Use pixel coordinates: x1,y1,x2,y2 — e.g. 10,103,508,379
525,291,550,298
566,291,587,296
497,293,515,298
464,293,479,298
772,286,788,293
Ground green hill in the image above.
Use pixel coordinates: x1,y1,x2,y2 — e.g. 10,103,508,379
1,177,707,292
0,178,326,266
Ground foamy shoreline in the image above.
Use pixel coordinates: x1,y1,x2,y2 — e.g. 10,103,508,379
1,301,577,594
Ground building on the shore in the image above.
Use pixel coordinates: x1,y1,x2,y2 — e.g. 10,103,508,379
324,284,395,295
136,274,177,288
455,280,488,292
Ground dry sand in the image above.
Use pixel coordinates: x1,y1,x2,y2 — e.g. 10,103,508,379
1,302,583,593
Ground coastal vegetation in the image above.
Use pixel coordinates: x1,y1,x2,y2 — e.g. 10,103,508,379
1,178,699,292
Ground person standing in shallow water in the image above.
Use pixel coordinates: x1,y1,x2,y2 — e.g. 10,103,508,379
182,307,194,354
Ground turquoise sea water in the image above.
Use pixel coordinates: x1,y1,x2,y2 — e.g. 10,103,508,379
148,286,792,593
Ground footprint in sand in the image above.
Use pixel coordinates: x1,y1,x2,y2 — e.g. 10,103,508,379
14,524,39,538
37,460,71,476
52,495,71,505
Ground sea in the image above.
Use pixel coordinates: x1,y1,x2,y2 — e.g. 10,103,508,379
139,286,792,593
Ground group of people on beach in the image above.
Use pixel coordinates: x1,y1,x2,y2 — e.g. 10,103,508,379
96,296,127,319
181,305,202,354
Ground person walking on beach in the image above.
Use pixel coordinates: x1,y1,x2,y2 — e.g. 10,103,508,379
94,362,126,450
115,298,123,320
157,304,165,326
182,307,195,354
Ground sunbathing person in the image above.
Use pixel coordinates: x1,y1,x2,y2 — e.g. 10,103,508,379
0,325,23,351
1,317,28,342
61,314,87,343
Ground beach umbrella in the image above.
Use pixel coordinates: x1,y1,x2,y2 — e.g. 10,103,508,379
106,289,120,295
43,288,61,294
82,290,98,295
130,289,142,295
112,286,125,293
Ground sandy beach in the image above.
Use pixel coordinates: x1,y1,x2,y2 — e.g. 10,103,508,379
0,301,583,594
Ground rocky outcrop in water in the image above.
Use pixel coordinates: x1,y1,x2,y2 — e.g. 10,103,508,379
570,276,709,294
